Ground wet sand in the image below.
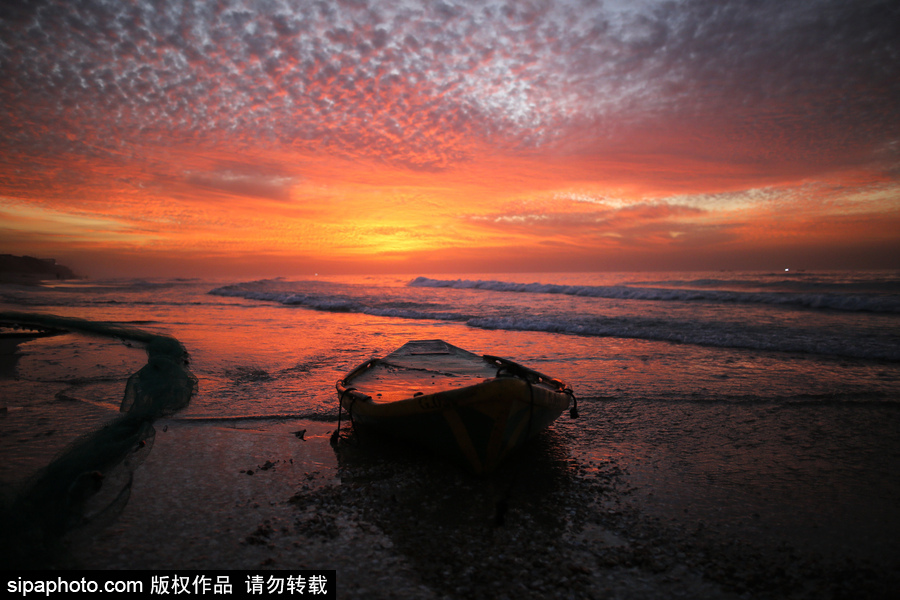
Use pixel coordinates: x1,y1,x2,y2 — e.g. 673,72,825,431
1,333,39,380
60,418,896,599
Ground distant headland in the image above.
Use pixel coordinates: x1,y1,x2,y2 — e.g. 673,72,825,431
0,254,79,284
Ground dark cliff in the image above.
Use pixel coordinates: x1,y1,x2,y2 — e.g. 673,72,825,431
0,255,78,282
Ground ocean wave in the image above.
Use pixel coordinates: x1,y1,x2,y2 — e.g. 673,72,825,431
208,281,899,361
210,287,358,312
466,316,900,361
0,293,232,309
408,276,900,314
209,284,472,321
629,275,900,294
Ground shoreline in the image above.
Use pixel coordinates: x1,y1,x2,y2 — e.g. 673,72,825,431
0,331,63,381
61,418,896,599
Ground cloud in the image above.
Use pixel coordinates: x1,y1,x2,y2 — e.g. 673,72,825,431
183,170,296,202
465,199,706,237
0,198,158,245
2,0,895,174
1,0,898,274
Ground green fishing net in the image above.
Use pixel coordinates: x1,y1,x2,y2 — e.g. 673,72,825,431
0,312,197,567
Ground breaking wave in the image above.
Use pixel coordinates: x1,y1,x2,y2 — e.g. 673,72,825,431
408,276,900,314
466,315,900,361
208,280,900,361
209,283,472,321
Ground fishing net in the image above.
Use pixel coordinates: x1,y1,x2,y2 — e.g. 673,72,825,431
0,312,197,567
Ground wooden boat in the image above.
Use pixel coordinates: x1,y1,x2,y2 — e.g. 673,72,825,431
334,340,577,473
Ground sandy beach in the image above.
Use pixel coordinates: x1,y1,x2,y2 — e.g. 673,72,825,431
3,276,898,599
54,417,895,600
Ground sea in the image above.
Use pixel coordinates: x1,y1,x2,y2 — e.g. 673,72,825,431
2,270,899,564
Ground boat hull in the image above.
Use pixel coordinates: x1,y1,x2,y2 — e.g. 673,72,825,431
335,341,572,473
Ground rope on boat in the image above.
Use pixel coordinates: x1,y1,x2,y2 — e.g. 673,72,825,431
493,357,579,419
567,388,579,419
489,356,580,524
494,376,538,527
330,386,359,447
331,358,381,447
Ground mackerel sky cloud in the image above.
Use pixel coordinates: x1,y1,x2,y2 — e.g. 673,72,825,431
1,0,898,275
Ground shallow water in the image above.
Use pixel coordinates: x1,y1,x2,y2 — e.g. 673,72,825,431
1,271,898,567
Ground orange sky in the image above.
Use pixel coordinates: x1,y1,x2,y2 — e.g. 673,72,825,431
2,0,899,278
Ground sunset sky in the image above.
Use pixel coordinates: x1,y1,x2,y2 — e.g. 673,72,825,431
1,0,899,277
